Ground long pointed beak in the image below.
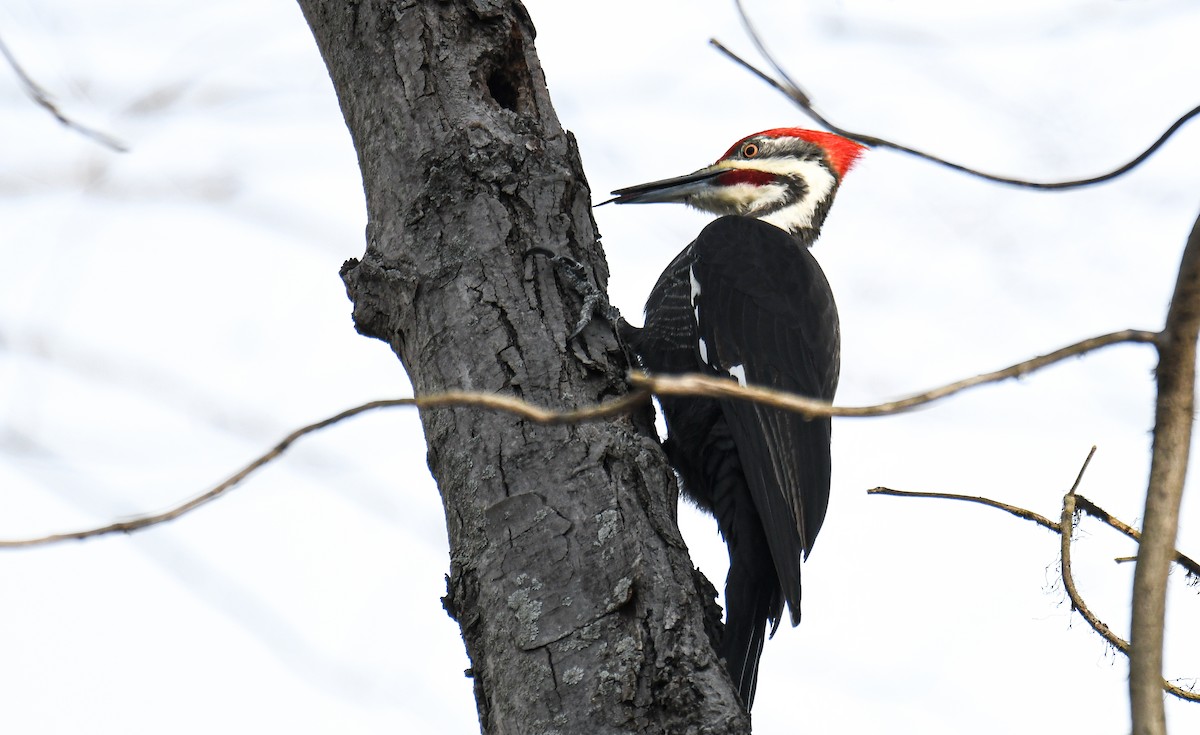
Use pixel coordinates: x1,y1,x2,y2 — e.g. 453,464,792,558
598,166,724,206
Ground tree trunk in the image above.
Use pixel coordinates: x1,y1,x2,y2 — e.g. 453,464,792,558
295,1,748,732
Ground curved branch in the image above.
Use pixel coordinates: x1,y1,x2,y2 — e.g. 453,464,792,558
870,447,1200,703
0,399,410,548
0,390,658,548
1057,477,1199,703
0,327,1157,547
1058,450,1130,656
715,2,1200,190
867,488,1200,583
635,328,1157,418
867,488,1058,533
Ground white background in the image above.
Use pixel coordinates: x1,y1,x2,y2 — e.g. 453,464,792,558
1,0,1198,732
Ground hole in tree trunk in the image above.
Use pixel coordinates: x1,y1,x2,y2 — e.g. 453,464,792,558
487,70,519,112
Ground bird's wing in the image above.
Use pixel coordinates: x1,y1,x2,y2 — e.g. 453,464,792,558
626,245,701,375
689,216,840,624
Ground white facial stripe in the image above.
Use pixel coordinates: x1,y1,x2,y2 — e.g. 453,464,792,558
717,158,825,177
758,159,836,233
687,158,838,233
728,364,747,386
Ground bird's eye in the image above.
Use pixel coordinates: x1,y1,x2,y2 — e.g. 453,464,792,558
741,143,759,158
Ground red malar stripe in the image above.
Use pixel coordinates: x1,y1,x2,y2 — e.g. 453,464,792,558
716,169,777,187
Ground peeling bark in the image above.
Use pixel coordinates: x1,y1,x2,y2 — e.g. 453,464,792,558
295,1,747,732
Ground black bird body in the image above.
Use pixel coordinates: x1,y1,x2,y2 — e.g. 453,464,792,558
607,128,864,710
625,216,839,707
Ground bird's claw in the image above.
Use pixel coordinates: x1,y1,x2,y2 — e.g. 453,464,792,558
525,247,622,341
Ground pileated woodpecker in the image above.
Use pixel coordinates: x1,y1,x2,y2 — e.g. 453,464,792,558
609,128,864,710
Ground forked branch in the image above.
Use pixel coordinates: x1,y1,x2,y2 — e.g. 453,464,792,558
870,446,1199,703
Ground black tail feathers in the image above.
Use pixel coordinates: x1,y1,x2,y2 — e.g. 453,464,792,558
718,558,784,711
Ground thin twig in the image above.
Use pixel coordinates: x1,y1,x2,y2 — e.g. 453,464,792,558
731,0,813,110
1075,495,1200,579
0,399,408,547
870,447,1200,702
1060,456,1199,703
866,488,1059,533
0,327,1159,547
870,490,1200,589
0,32,127,152
636,329,1157,418
416,388,653,424
713,6,1200,190
0,390,656,548
1068,446,1098,495
1058,449,1130,655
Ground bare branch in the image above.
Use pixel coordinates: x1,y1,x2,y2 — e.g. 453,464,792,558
0,327,1157,547
867,488,1058,533
870,447,1200,703
870,489,1200,589
1075,495,1200,580
0,32,127,152
1132,209,1200,732
731,0,813,110
0,399,407,547
635,329,1157,418
0,389,658,548
1058,450,1130,656
713,5,1200,190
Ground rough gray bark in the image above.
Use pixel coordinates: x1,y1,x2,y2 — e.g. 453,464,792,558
1130,209,1200,735
295,1,748,732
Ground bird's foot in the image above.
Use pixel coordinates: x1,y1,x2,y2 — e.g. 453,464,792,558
526,247,623,340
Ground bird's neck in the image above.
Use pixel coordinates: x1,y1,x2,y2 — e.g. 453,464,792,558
758,178,837,243
757,202,829,248
784,225,822,249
